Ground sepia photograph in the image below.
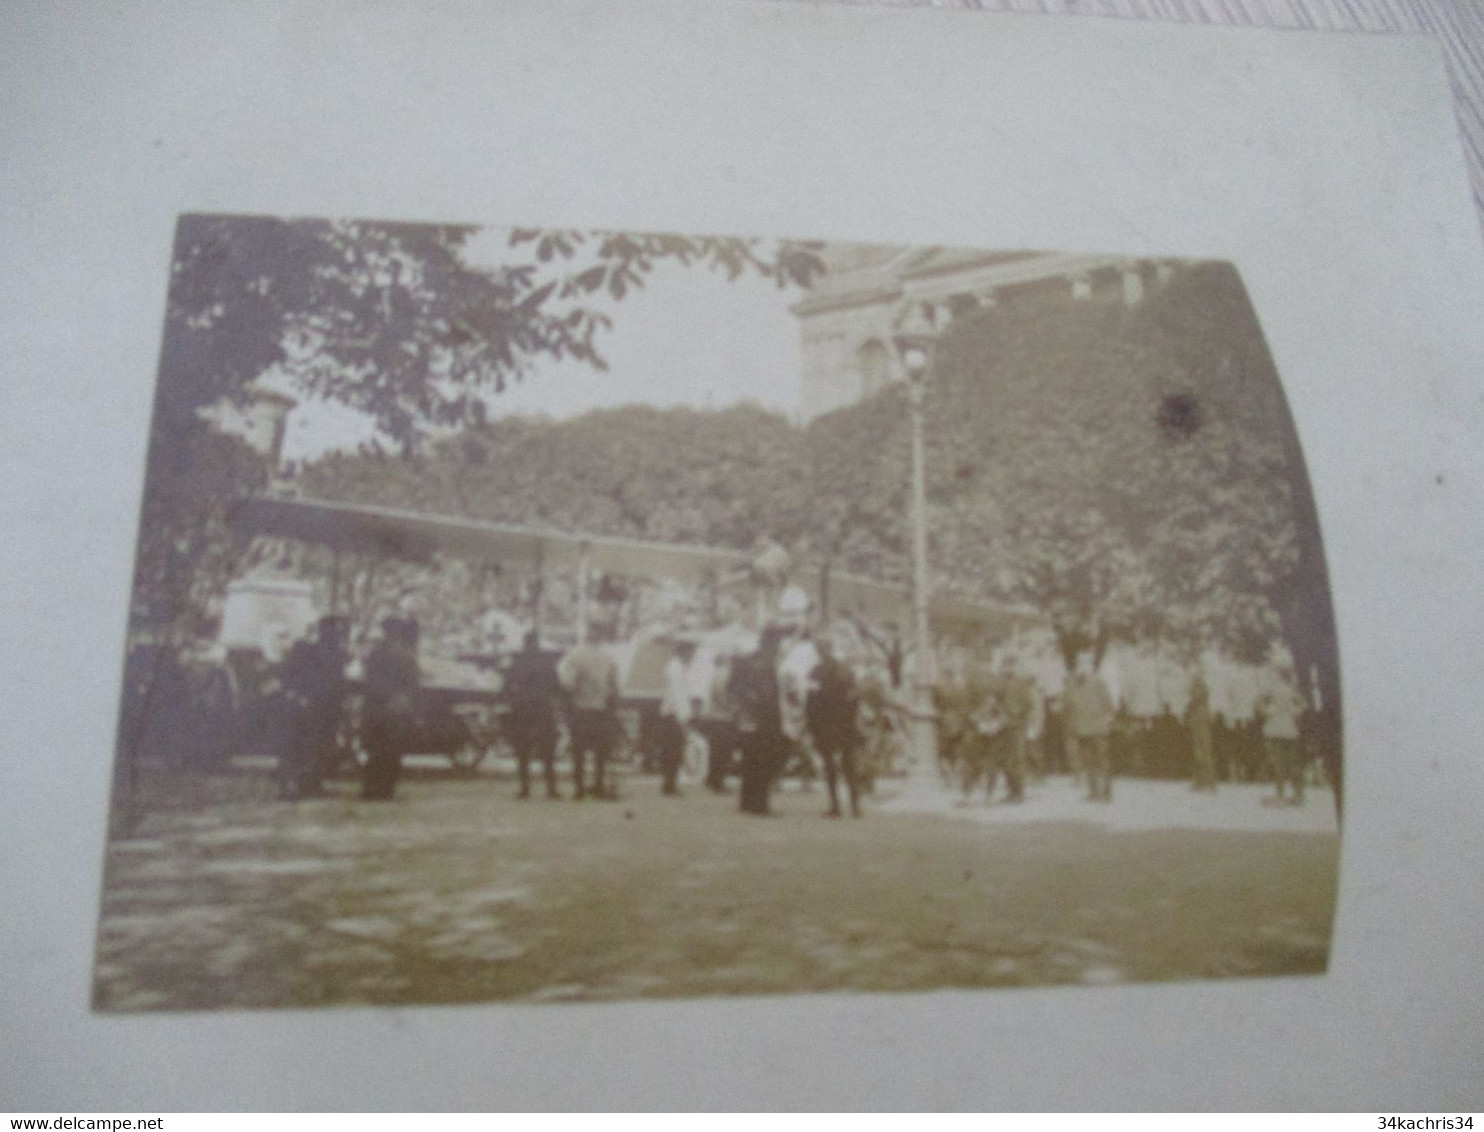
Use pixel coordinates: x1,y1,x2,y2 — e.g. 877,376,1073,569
94,213,1343,1012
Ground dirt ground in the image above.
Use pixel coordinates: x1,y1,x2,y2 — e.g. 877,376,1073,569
93,766,1339,1012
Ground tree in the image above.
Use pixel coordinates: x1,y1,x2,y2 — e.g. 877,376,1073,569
132,215,825,642
131,427,268,646
920,262,1314,677
161,216,822,447
300,403,813,549
291,259,1320,684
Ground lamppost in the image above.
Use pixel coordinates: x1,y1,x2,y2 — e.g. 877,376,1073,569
892,313,940,781
240,378,297,482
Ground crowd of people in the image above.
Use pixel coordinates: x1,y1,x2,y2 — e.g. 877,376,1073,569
264,602,1326,818
480,618,889,818
266,600,898,817
255,539,1327,815
934,648,1322,807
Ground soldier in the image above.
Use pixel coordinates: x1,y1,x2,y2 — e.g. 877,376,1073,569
957,663,1000,802
698,652,742,794
361,617,420,802
1260,671,1308,805
1054,693,1082,787
806,637,863,818
731,625,788,816
994,658,1035,803
1063,653,1116,802
1187,670,1216,791
854,667,891,794
277,615,349,800
933,664,971,789
1024,671,1047,783
504,629,564,800
560,632,621,800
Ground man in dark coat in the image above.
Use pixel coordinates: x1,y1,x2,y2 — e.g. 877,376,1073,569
994,659,1035,803
953,663,998,800
806,639,863,818
731,626,788,816
277,616,349,800
361,617,420,802
503,629,564,800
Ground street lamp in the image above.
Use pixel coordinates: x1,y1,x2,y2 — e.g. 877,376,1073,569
891,315,940,783
241,378,298,477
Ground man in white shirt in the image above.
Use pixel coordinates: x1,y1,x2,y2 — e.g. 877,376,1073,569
559,635,620,800
657,639,699,796
1260,671,1308,806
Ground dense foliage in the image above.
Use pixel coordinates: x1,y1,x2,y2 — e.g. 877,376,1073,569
921,263,1306,666
132,216,823,641
133,213,1332,712
160,217,824,443
302,404,811,548
299,261,1328,684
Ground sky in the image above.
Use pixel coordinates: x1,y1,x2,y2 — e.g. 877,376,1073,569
277,230,806,463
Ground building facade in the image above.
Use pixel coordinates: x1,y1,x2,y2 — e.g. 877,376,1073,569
791,244,1178,421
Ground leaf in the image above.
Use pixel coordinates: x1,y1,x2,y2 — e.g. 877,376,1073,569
574,264,607,293
515,280,557,314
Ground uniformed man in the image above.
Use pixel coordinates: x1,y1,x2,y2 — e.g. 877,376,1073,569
504,629,564,800
1260,671,1308,805
806,638,863,818
988,659,1034,803
933,663,972,789
1187,670,1216,791
1063,653,1117,802
731,625,788,816
277,615,349,800
698,650,742,794
1024,671,1047,783
361,617,420,802
957,663,1001,802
